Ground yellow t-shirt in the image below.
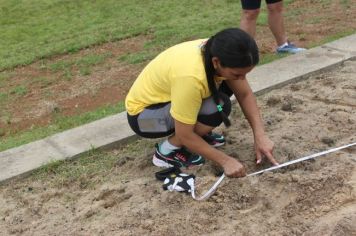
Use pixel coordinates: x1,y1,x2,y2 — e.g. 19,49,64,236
125,39,220,125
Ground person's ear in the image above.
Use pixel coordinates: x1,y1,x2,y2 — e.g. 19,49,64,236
212,57,220,69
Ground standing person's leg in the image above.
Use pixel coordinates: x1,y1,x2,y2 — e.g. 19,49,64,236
266,0,287,46
267,0,306,53
239,0,262,37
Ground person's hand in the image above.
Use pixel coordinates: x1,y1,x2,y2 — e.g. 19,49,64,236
254,135,279,166
222,157,246,178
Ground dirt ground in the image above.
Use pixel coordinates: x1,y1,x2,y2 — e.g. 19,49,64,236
0,0,355,138
0,59,355,235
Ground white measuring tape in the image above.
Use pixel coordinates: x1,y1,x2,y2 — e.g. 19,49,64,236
191,142,356,201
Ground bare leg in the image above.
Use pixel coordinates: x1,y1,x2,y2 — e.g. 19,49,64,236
267,1,287,46
240,9,260,37
194,122,215,136
168,122,214,147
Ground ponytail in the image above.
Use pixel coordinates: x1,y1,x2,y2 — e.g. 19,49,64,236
202,28,259,127
203,37,231,127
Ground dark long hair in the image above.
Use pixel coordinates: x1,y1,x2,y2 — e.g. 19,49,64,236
202,28,259,127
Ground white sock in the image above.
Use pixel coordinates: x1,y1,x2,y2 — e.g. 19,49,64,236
159,140,180,155
278,42,289,49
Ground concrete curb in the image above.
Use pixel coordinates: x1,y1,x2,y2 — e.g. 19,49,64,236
1,33,355,183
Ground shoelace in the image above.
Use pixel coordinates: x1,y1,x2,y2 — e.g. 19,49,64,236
177,148,199,166
175,151,187,162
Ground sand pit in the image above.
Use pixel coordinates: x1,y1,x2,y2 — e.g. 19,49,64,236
0,59,355,235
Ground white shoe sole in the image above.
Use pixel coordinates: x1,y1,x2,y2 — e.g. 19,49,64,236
152,155,173,168
211,142,225,148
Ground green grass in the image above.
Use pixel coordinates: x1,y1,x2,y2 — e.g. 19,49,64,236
48,60,73,72
313,29,356,47
48,53,112,72
0,101,125,152
119,51,155,64
256,11,268,26
1,0,353,71
0,92,8,102
0,112,12,126
0,0,242,71
45,52,112,79
32,76,53,88
340,0,352,8
260,53,288,65
33,148,107,189
0,71,11,87
10,85,28,96
31,137,153,188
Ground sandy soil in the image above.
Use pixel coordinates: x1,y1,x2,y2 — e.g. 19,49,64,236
0,59,355,235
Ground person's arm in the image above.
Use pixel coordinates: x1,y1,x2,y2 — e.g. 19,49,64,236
225,78,279,165
173,119,246,177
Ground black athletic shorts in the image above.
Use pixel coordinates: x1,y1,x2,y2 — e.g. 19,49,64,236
241,0,282,10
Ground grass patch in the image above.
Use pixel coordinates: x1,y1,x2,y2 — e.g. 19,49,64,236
49,60,73,72
31,138,153,189
10,85,27,96
32,76,53,88
341,0,352,8
0,71,13,90
46,52,112,79
0,101,125,152
0,0,242,70
119,51,155,64
0,92,8,102
77,53,112,75
0,112,12,126
260,53,289,65
256,11,268,26
77,53,112,67
309,29,355,48
33,149,110,189
320,30,356,44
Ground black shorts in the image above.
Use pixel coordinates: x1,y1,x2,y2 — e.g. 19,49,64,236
241,0,282,10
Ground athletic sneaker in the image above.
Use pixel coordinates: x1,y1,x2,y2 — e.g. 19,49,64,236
202,132,225,147
276,42,306,54
152,144,205,168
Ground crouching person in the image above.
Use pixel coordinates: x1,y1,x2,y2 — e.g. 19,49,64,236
125,28,278,178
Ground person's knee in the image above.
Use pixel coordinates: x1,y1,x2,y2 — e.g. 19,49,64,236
197,93,231,127
242,9,260,21
267,2,283,14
